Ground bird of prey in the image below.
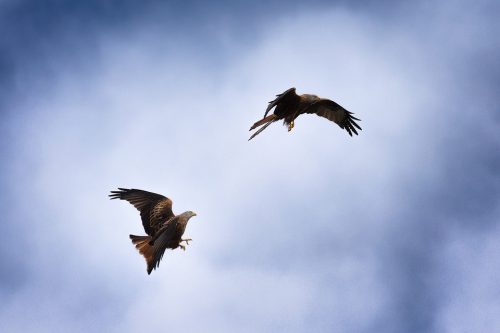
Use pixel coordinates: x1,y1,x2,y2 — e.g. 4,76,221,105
249,87,361,140
109,188,196,275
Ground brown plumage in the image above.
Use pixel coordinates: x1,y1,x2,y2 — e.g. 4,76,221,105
109,188,196,274
249,87,362,140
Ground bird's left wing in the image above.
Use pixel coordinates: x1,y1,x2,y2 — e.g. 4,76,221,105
306,99,362,136
109,188,174,235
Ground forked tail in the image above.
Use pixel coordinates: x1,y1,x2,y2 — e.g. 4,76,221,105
130,234,155,275
249,114,276,140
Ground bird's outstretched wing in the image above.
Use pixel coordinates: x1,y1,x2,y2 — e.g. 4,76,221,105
306,99,362,136
264,87,297,118
109,188,174,236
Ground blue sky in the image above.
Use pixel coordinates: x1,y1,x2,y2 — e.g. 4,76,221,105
1,0,499,332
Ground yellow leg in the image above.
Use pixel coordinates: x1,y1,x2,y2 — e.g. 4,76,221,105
288,120,295,132
179,238,192,251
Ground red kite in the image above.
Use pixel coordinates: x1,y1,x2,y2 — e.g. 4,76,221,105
249,87,361,140
110,188,196,274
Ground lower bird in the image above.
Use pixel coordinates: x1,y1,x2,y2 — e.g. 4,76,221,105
109,188,196,274
249,87,361,140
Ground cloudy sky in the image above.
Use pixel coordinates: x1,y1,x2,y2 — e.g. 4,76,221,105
1,0,499,332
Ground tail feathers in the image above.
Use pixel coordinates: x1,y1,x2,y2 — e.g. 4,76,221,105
249,120,274,141
249,114,276,141
249,114,276,131
130,234,155,275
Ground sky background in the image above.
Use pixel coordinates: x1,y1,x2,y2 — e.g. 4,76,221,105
1,0,499,332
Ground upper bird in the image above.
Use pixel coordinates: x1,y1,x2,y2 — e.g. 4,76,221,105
249,87,361,140
109,188,196,275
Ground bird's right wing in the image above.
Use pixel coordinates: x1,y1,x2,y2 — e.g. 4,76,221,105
148,218,179,273
264,87,297,117
109,188,174,236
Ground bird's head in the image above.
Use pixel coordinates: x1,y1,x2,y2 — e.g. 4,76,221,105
184,211,197,219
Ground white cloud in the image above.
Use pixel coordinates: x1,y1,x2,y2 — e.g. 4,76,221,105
1,1,499,332
436,212,500,333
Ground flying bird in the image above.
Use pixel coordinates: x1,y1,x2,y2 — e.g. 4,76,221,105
109,188,196,274
249,87,361,140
